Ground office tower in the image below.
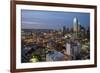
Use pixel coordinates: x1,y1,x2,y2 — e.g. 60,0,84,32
73,17,78,32
73,17,80,39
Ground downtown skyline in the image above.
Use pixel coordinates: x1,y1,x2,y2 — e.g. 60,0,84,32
21,10,90,30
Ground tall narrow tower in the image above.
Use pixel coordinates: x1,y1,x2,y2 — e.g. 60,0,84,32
73,17,78,32
73,17,79,39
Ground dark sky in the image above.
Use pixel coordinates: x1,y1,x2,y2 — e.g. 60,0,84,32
21,10,90,29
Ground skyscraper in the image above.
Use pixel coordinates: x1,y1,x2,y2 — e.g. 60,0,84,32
73,17,78,32
73,17,80,39
62,25,66,36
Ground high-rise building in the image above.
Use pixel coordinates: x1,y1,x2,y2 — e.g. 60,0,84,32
73,17,80,38
62,25,66,36
73,17,78,32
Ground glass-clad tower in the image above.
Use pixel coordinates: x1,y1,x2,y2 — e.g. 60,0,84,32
73,17,80,39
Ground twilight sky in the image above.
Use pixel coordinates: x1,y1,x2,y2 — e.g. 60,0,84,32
21,10,90,29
